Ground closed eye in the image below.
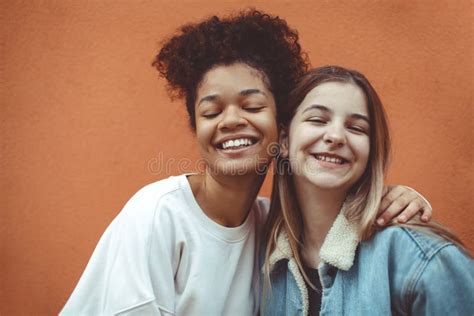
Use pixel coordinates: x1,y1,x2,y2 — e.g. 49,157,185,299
244,106,265,113
307,117,327,124
347,125,368,134
202,112,220,119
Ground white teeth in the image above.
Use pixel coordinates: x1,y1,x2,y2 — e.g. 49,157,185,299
221,138,255,150
315,154,344,164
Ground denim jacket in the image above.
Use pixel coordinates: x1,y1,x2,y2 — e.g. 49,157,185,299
261,213,474,315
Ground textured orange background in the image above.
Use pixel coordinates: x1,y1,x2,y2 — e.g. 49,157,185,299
1,1,472,314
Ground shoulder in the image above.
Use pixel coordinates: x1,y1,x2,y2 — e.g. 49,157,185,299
128,175,184,205
358,225,472,283
360,226,473,313
362,225,473,289
102,174,195,261
120,175,186,215
366,226,453,260
60,176,188,315
111,174,193,234
373,227,474,314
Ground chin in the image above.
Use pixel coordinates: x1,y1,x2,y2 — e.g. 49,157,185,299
312,183,347,191
212,159,269,177
304,175,355,192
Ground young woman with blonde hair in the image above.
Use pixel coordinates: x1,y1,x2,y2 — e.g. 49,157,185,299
262,65,473,315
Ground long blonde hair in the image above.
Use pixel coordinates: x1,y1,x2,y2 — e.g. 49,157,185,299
263,65,468,296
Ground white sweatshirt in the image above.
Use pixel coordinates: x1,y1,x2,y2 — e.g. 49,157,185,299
60,175,269,316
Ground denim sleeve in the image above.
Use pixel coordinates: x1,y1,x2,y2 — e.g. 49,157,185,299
410,244,474,315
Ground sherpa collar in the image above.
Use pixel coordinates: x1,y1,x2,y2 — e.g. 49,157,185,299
268,212,359,272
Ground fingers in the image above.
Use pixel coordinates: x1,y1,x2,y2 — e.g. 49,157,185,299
419,202,432,222
378,185,404,215
405,187,432,222
377,185,432,226
393,201,423,223
377,195,410,226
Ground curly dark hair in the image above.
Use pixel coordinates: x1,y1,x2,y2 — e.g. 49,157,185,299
153,9,309,129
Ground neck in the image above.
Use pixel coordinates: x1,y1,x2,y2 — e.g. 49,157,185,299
294,177,347,268
188,170,265,227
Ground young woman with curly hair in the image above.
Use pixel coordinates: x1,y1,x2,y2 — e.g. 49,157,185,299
262,66,473,315
61,10,432,315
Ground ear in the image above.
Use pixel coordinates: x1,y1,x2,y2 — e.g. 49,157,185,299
279,126,289,158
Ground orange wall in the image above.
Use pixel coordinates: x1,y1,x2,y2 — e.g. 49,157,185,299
2,1,472,314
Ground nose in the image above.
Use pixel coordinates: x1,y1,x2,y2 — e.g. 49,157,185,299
218,106,247,130
323,123,346,147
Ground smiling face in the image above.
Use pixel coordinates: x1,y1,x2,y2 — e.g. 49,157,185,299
194,63,278,176
283,81,370,192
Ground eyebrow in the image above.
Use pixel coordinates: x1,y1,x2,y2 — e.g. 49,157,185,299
197,89,266,106
240,89,266,97
198,94,218,105
302,104,370,124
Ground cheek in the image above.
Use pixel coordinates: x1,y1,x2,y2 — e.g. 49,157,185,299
356,138,371,168
288,127,319,155
195,122,213,147
260,115,278,140
264,120,278,137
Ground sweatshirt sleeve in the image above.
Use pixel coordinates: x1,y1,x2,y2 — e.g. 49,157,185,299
60,186,175,316
410,244,474,315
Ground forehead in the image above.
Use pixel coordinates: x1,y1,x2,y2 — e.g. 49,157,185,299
197,63,270,95
298,81,368,114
